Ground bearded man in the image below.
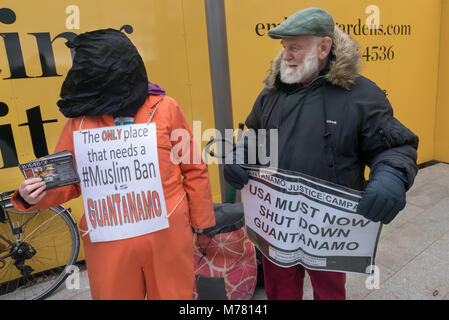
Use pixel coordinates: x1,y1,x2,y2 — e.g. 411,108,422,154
224,8,419,300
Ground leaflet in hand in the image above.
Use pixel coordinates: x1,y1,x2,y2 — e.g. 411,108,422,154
19,150,80,190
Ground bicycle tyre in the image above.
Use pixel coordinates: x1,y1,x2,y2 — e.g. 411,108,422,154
0,202,80,300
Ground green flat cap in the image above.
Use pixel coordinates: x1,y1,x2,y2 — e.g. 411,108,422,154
268,7,335,39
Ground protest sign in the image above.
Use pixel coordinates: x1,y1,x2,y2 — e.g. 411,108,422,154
73,123,169,242
241,166,382,275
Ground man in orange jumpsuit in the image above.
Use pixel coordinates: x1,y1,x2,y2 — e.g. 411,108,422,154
12,29,216,300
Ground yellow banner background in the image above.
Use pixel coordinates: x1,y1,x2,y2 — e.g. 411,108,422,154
224,0,443,164
0,0,219,262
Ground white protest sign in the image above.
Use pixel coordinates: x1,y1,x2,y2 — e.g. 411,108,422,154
241,166,382,275
73,123,169,242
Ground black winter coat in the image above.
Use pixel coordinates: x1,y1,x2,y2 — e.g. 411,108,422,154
244,26,419,192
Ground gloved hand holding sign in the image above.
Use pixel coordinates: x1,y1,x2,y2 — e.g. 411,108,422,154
357,164,408,224
224,163,249,190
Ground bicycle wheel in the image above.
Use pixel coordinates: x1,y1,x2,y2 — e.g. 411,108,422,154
0,202,80,300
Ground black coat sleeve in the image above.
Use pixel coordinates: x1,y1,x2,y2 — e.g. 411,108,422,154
245,89,267,130
355,79,419,190
240,89,272,166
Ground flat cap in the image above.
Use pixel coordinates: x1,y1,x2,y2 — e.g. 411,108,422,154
268,7,335,39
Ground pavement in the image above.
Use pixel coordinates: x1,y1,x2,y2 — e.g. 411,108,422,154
18,163,449,300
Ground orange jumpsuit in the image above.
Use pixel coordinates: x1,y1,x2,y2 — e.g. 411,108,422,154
12,95,216,299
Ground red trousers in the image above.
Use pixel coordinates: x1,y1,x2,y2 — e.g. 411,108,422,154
262,256,346,300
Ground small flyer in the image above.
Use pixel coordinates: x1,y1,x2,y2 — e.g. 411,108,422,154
19,150,80,190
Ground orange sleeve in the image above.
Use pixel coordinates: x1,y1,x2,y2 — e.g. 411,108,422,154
11,118,82,211
168,98,216,230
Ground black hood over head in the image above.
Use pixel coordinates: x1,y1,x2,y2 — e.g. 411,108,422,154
57,28,148,118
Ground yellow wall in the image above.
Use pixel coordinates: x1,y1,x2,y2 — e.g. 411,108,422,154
224,0,442,165
435,0,449,162
0,0,220,261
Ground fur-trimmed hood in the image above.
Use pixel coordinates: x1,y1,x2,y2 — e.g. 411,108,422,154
264,25,361,91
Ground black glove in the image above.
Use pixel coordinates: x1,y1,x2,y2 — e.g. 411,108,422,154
224,164,249,190
223,133,253,190
357,164,408,224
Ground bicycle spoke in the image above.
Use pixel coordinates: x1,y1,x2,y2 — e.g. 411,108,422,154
0,204,79,300
1,260,17,297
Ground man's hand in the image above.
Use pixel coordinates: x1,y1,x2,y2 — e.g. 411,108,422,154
223,164,249,190
357,164,407,224
18,178,47,206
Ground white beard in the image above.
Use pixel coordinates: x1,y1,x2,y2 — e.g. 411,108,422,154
280,49,320,84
